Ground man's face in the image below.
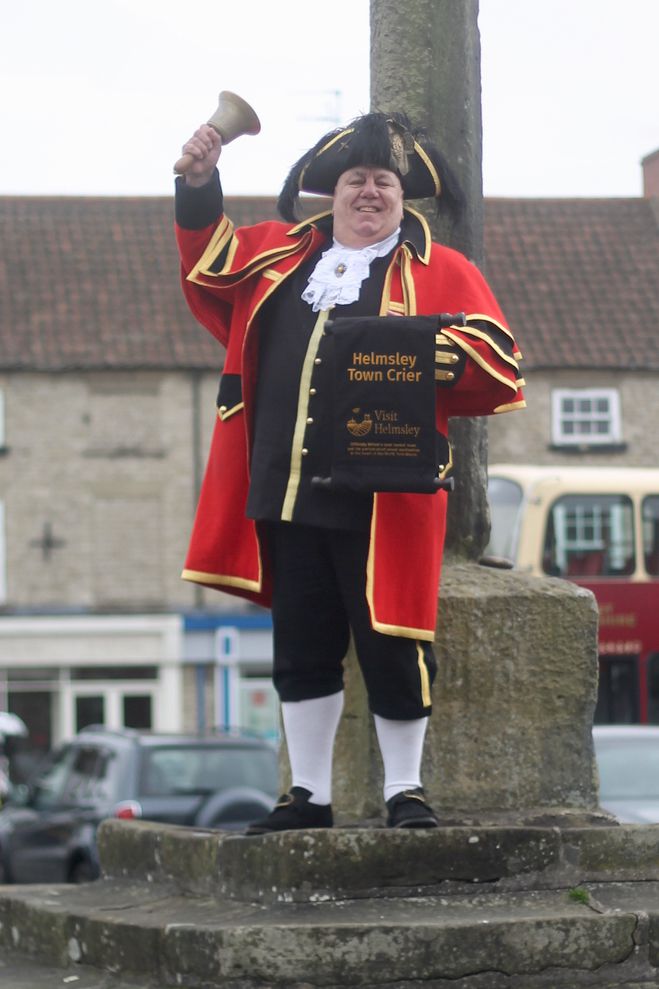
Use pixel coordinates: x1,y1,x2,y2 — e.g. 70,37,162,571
332,166,404,248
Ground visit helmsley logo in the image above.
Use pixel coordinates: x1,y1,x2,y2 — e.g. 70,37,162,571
346,409,373,437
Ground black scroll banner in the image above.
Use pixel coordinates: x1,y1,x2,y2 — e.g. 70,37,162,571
312,314,459,495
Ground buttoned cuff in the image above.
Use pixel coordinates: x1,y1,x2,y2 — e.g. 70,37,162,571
434,331,466,386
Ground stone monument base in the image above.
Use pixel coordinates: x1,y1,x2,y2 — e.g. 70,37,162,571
282,562,600,823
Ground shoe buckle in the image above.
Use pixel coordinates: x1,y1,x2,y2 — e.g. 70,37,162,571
275,793,295,810
403,790,427,804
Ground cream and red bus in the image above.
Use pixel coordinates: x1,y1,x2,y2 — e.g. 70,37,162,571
486,464,659,724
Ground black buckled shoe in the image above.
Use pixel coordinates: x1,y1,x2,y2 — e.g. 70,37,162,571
386,787,440,829
245,786,333,835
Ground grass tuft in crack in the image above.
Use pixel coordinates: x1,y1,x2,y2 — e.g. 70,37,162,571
568,886,590,905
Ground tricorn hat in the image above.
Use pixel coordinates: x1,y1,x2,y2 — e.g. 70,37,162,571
278,111,462,221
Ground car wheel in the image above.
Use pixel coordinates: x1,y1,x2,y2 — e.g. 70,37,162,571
69,858,97,884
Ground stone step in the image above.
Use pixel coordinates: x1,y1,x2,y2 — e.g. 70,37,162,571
0,949,148,989
2,877,659,987
99,818,659,902
5,822,659,987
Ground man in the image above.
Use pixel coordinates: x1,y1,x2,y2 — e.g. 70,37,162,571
174,112,524,833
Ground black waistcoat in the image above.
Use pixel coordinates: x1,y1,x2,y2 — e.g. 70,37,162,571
246,248,393,531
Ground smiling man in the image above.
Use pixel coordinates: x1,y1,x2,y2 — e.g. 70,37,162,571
331,166,404,247
174,112,525,833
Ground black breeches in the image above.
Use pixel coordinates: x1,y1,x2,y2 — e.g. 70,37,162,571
263,521,436,720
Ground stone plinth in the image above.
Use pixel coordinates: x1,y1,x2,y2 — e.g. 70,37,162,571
320,563,600,822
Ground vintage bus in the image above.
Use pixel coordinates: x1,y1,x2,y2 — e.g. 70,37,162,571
485,465,659,725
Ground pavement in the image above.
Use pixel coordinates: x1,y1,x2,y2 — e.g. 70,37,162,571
0,951,146,988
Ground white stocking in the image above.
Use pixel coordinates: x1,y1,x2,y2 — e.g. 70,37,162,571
373,714,429,802
281,690,344,805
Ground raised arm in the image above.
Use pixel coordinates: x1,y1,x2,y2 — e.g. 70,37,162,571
177,123,223,188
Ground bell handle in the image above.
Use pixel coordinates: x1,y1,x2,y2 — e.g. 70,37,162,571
173,91,261,176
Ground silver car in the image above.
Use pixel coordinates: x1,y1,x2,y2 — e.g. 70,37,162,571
0,726,278,883
593,724,659,823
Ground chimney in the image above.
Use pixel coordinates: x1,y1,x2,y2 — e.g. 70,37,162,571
642,149,659,197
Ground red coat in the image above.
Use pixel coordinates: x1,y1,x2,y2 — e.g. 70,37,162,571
176,206,524,641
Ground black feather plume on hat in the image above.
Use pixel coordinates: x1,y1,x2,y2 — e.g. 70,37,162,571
277,111,463,222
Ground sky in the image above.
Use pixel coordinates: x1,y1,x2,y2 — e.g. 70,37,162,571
2,0,657,199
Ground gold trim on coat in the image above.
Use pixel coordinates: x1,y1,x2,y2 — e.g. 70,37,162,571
456,324,520,371
217,402,244,421
181,568,261,593
287,210,333,236
442,334,520,394
401,206,432,264
417,643,432,707
400,247,418,315
466,313,519,349
494,399,527,414
379,258,396,315
281,309,331,521
186,216,235,281
365,495,436,642
189,228,313,284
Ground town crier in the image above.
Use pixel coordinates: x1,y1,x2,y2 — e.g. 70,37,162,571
174,110,525,833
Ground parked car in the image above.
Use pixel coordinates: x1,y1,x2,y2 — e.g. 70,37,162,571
593,725,659,823
0,727,278,884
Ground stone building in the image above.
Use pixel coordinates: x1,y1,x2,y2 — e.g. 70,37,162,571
486,150,659,467
0,196,278,753
0,150,656,751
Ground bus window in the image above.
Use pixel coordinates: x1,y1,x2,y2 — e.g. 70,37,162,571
542,494,634,578
647,654,659,724
642,496,659,576
595,656,639,724
485,477,523,562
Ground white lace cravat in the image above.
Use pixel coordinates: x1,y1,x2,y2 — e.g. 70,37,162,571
301,228,401,312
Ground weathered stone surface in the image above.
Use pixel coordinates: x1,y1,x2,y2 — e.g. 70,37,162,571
8,822,659,989
99,820,659,906
562,825,659,882
427,563,599,813
326,563,599,821
0,951,148,989
97,817,227,893
0,888,71,967
0,879,645,987
217,826,564,903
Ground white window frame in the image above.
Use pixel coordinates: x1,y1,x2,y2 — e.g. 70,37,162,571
551,388,622,446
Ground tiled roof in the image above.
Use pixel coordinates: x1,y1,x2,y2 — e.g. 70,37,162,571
1,194,657,372
1,196,208,371
484,197,659,370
